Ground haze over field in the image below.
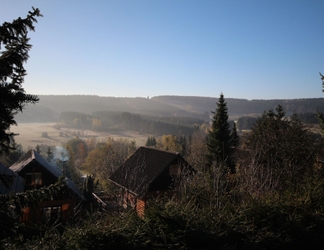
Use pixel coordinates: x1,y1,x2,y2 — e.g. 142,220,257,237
12,95,324,151
2,1,324,100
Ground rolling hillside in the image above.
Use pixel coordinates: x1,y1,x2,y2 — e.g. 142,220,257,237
15,95,324,123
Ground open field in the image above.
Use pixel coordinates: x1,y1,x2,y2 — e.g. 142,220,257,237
11,123,149,151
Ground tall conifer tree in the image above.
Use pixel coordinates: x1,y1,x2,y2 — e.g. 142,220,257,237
230,122,239,149
0,7,42,154
206,93,235,172
317,73,324,134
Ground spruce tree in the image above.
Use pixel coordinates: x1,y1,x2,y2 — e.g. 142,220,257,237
206,93,235,172
230,122,239,149
145,136,157,147
0,7,42,155
46,146,53,161
318,72,324,134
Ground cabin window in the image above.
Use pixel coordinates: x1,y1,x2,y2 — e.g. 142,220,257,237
42,206,61,223
169,165,180,176
34,173,42,185
25,173,32,185
25,173,42,186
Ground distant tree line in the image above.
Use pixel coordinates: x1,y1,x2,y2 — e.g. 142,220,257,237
236,112,320,132
153,96,324,116
15,94,324,124
237,116,258,131
296,112,319,124
58,111,205,136
59,111,95,129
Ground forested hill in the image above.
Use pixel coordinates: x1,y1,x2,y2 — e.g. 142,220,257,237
15,95,324,123
152,96,324,117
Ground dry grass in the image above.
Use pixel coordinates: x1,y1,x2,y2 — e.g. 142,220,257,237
10,123,149,151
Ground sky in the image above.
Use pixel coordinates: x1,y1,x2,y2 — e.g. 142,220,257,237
1,0,324,100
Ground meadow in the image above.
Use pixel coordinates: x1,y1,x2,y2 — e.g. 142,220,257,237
11,123,148,151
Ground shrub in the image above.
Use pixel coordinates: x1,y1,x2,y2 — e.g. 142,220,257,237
41,132,49,138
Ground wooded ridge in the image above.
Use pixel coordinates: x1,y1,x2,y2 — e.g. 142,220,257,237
15,95,324,123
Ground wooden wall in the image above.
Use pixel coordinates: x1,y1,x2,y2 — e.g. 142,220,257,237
21,199,76,225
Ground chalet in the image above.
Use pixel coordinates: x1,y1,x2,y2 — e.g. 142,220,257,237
0,162,24,195
109,146,195,217
9,149,83,224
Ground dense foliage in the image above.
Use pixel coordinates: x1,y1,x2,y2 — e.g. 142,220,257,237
3,170,324,249
145,136,157,147
0,139,24,166
0,7,41,154
236,116,258,131
0,7,42,214
80,137,136,188
0,178,66,243
240,105,318,192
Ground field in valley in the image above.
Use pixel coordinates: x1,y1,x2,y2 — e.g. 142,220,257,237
11,123,149,151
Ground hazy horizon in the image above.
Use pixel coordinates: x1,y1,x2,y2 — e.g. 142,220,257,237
2,1,324,100
35,93,324,101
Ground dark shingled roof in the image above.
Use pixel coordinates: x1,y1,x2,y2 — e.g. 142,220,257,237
0,163,24,195
109,146,192,196
10,149,83,199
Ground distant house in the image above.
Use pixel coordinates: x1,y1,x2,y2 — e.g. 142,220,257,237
9,149,83,224
109,146,195,217
0,163,24,195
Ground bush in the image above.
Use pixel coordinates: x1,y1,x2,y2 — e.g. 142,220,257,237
41,132,49,138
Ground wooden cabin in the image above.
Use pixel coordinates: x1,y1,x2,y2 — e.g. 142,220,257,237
109,146,195,217
9,149,83,224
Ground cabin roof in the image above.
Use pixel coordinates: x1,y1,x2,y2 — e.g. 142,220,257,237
0,162,24,195
109,146,192,196
10,149,83,199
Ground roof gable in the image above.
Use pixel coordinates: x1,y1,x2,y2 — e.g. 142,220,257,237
10,149,62,177
9,150,83,198
109,147,191,196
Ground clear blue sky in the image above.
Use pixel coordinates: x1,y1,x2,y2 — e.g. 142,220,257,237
2,1,324,100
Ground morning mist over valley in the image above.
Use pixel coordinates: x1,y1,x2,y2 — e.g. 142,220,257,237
12,94,324,152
